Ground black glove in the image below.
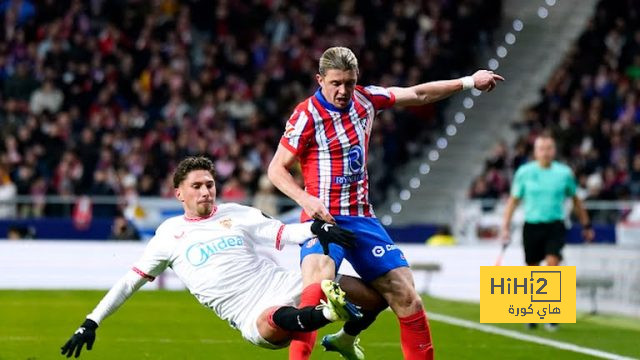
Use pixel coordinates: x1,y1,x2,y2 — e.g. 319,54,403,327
61,319,98,358
311,220,356,255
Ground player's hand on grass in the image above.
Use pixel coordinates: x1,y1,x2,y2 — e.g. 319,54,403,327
301,195,335,224
311,220,356,255
472,70,504,92
61,319,97,358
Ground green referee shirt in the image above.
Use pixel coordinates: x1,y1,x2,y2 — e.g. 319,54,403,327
511,161,577,223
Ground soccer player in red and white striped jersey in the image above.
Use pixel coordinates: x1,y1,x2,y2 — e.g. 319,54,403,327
269,47,503,360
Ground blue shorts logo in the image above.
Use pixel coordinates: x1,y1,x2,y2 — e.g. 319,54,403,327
372,245,385,257
348,145,364,173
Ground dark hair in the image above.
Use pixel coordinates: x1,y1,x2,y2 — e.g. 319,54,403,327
536,130,555,141
173,156,216,188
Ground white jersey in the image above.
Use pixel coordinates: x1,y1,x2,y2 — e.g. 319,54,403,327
86,203,314,334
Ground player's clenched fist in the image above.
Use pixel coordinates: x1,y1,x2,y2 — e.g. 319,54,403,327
471,70,504,92
60,319,98,358
311,220,356,255
301,195,335,224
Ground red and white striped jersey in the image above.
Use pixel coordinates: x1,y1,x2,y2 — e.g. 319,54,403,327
279,85,396,222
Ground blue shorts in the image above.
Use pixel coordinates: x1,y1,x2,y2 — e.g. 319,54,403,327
300,216,409,283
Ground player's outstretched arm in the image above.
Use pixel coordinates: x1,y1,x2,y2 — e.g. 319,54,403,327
389,70,505,107
59,270,154,358
246,208,354,255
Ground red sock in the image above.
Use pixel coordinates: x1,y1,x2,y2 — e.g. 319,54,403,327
289,283,326,360
398,311,434,360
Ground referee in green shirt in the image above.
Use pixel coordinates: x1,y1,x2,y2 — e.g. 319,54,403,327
501,134,594,267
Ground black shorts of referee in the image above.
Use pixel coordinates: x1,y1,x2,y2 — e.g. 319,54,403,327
522,221,566,265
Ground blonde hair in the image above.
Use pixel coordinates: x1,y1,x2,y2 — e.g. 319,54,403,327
318,47,359,76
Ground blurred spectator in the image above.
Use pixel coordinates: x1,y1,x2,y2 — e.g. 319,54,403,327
109,214,140,241
0,163,17,218
29,80,63,115
6,225,35,239
0,0,501,218
89,169,117,217
252,174,278,216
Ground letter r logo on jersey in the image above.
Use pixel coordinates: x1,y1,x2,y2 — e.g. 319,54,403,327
348,145,364,173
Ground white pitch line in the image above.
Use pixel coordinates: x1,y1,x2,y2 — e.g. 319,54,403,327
429,312,637,360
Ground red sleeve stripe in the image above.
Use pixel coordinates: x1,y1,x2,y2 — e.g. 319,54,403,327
279,137,299,156
276,224,285,250
132,267,155,282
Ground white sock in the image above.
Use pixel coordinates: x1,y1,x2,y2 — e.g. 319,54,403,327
333,328,356,345
322,303,339,321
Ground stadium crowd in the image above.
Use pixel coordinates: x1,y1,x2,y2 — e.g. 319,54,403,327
470,0,640,206
0,0,502,218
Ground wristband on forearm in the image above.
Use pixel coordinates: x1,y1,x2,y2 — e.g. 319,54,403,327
460,76,475,90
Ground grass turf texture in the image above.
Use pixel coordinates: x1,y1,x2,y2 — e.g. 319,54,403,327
0,290,637,359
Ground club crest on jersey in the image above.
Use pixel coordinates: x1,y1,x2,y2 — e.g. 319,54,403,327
219,218,233,229
186,236,244,266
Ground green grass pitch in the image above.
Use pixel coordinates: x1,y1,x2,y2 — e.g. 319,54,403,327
0,290,638,359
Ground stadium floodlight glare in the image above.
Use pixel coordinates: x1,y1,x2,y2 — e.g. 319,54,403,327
454,112,465,124
546,0,556,6
437,137,448,149
471,88,482,97
381,215,392,226
538,7,548,18
497,46,507,58
428,150,439,161
410,177,421,189
400,190,411,201
446,124,457,136
505,33,516,45
419,163,431,174
463,97,474,109
488,58,499,70
391,202,402,214
512,19,523,32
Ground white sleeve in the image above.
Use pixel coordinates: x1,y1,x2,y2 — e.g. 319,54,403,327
86,235,171,325
239,206,314,250
86,270,147,325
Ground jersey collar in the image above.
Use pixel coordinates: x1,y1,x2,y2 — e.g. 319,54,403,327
183,205,218,222
314,88,352,113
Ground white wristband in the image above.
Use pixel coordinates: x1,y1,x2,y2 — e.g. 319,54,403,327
461,76,475,91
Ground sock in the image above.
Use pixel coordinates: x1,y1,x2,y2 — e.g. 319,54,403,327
270,306,330,332
289,283,326,360
343,309,379,336
328,328,357,347
398,311,434,360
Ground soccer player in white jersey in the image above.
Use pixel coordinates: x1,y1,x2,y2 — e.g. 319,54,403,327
61,156,386,358
269,47,504,359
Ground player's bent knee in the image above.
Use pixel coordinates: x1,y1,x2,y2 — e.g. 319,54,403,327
387,289,423,315
256,307,292,347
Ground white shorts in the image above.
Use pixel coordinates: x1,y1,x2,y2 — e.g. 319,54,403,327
238,268,303,348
